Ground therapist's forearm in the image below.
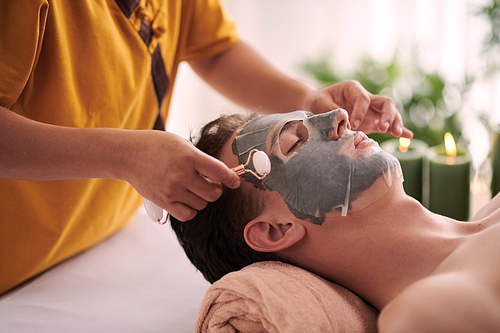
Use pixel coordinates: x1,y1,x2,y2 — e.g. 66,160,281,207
189,41,317,114
0,106,129,181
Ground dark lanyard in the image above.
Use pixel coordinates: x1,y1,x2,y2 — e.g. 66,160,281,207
115,0,169,131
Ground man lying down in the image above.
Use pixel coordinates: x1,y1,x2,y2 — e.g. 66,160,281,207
170,109,500,332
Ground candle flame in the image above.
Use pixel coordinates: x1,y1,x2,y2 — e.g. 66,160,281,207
444,132,456,165
444,132,457,157
399,137,411,153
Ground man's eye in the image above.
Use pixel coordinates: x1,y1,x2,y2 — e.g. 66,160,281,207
278,134,298,156
287,138,305,155
278,121,308,156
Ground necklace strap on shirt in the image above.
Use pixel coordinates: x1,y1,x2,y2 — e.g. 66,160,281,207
114,0,169,131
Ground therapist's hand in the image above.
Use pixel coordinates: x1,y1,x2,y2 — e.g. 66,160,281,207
306,80,413,139
124,131,240,222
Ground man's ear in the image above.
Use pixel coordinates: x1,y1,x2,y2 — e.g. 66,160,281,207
243,216,305,253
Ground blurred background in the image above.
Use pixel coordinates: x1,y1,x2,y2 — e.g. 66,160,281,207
167,0,500,215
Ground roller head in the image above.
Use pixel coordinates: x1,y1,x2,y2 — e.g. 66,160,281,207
253,150,271,176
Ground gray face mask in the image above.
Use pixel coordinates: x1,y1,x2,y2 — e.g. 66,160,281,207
232,109,402,225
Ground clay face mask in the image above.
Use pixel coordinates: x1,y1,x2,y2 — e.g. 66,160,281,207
232,109,402,225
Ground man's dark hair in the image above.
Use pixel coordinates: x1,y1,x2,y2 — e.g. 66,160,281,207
169,113,286,283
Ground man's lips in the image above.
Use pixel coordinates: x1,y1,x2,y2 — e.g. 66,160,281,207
353,132,375,149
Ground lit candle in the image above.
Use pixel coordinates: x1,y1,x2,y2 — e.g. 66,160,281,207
381,138,428,203
427,132,471,220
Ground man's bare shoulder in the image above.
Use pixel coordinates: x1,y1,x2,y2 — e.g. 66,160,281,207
378,272,500,332
436,222,500,284
379,223,500,332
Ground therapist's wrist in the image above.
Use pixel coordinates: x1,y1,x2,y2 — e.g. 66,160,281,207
300,88,326,114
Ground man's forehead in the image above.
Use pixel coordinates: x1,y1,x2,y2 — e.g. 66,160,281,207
220,131,240,168
237,111,309,136
233,111,309,158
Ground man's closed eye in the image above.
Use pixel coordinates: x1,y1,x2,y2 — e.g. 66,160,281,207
278,121,309,156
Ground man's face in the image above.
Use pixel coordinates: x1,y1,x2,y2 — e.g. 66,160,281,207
231,110,402,225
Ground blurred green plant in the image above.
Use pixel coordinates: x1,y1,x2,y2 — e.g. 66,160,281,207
477,0,500,75
300,52,473,147
301,0,499,148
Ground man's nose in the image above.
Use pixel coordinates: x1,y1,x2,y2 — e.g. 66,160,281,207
328,109,351,140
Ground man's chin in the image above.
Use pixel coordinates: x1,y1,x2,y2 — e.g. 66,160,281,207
345,167,403,216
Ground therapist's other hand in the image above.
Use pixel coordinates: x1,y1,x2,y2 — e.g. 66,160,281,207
306,80,413,139
124,131,240,222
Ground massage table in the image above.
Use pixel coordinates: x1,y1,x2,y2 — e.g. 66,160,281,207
0,206,211,332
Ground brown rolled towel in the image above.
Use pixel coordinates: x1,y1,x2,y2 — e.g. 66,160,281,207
195,261,378,333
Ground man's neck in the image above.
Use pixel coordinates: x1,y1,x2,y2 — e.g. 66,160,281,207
296,185,477,310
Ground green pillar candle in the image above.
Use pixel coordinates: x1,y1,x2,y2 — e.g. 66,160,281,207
427,144,471,220
381,138,428,203
490,130,500,197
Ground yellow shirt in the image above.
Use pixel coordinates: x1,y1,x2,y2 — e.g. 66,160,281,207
0,0,239,294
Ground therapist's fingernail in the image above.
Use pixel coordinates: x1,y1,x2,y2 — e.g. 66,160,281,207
381,121,389,131
353,120,360,129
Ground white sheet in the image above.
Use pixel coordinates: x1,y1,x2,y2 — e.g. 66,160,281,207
0,207,210,332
